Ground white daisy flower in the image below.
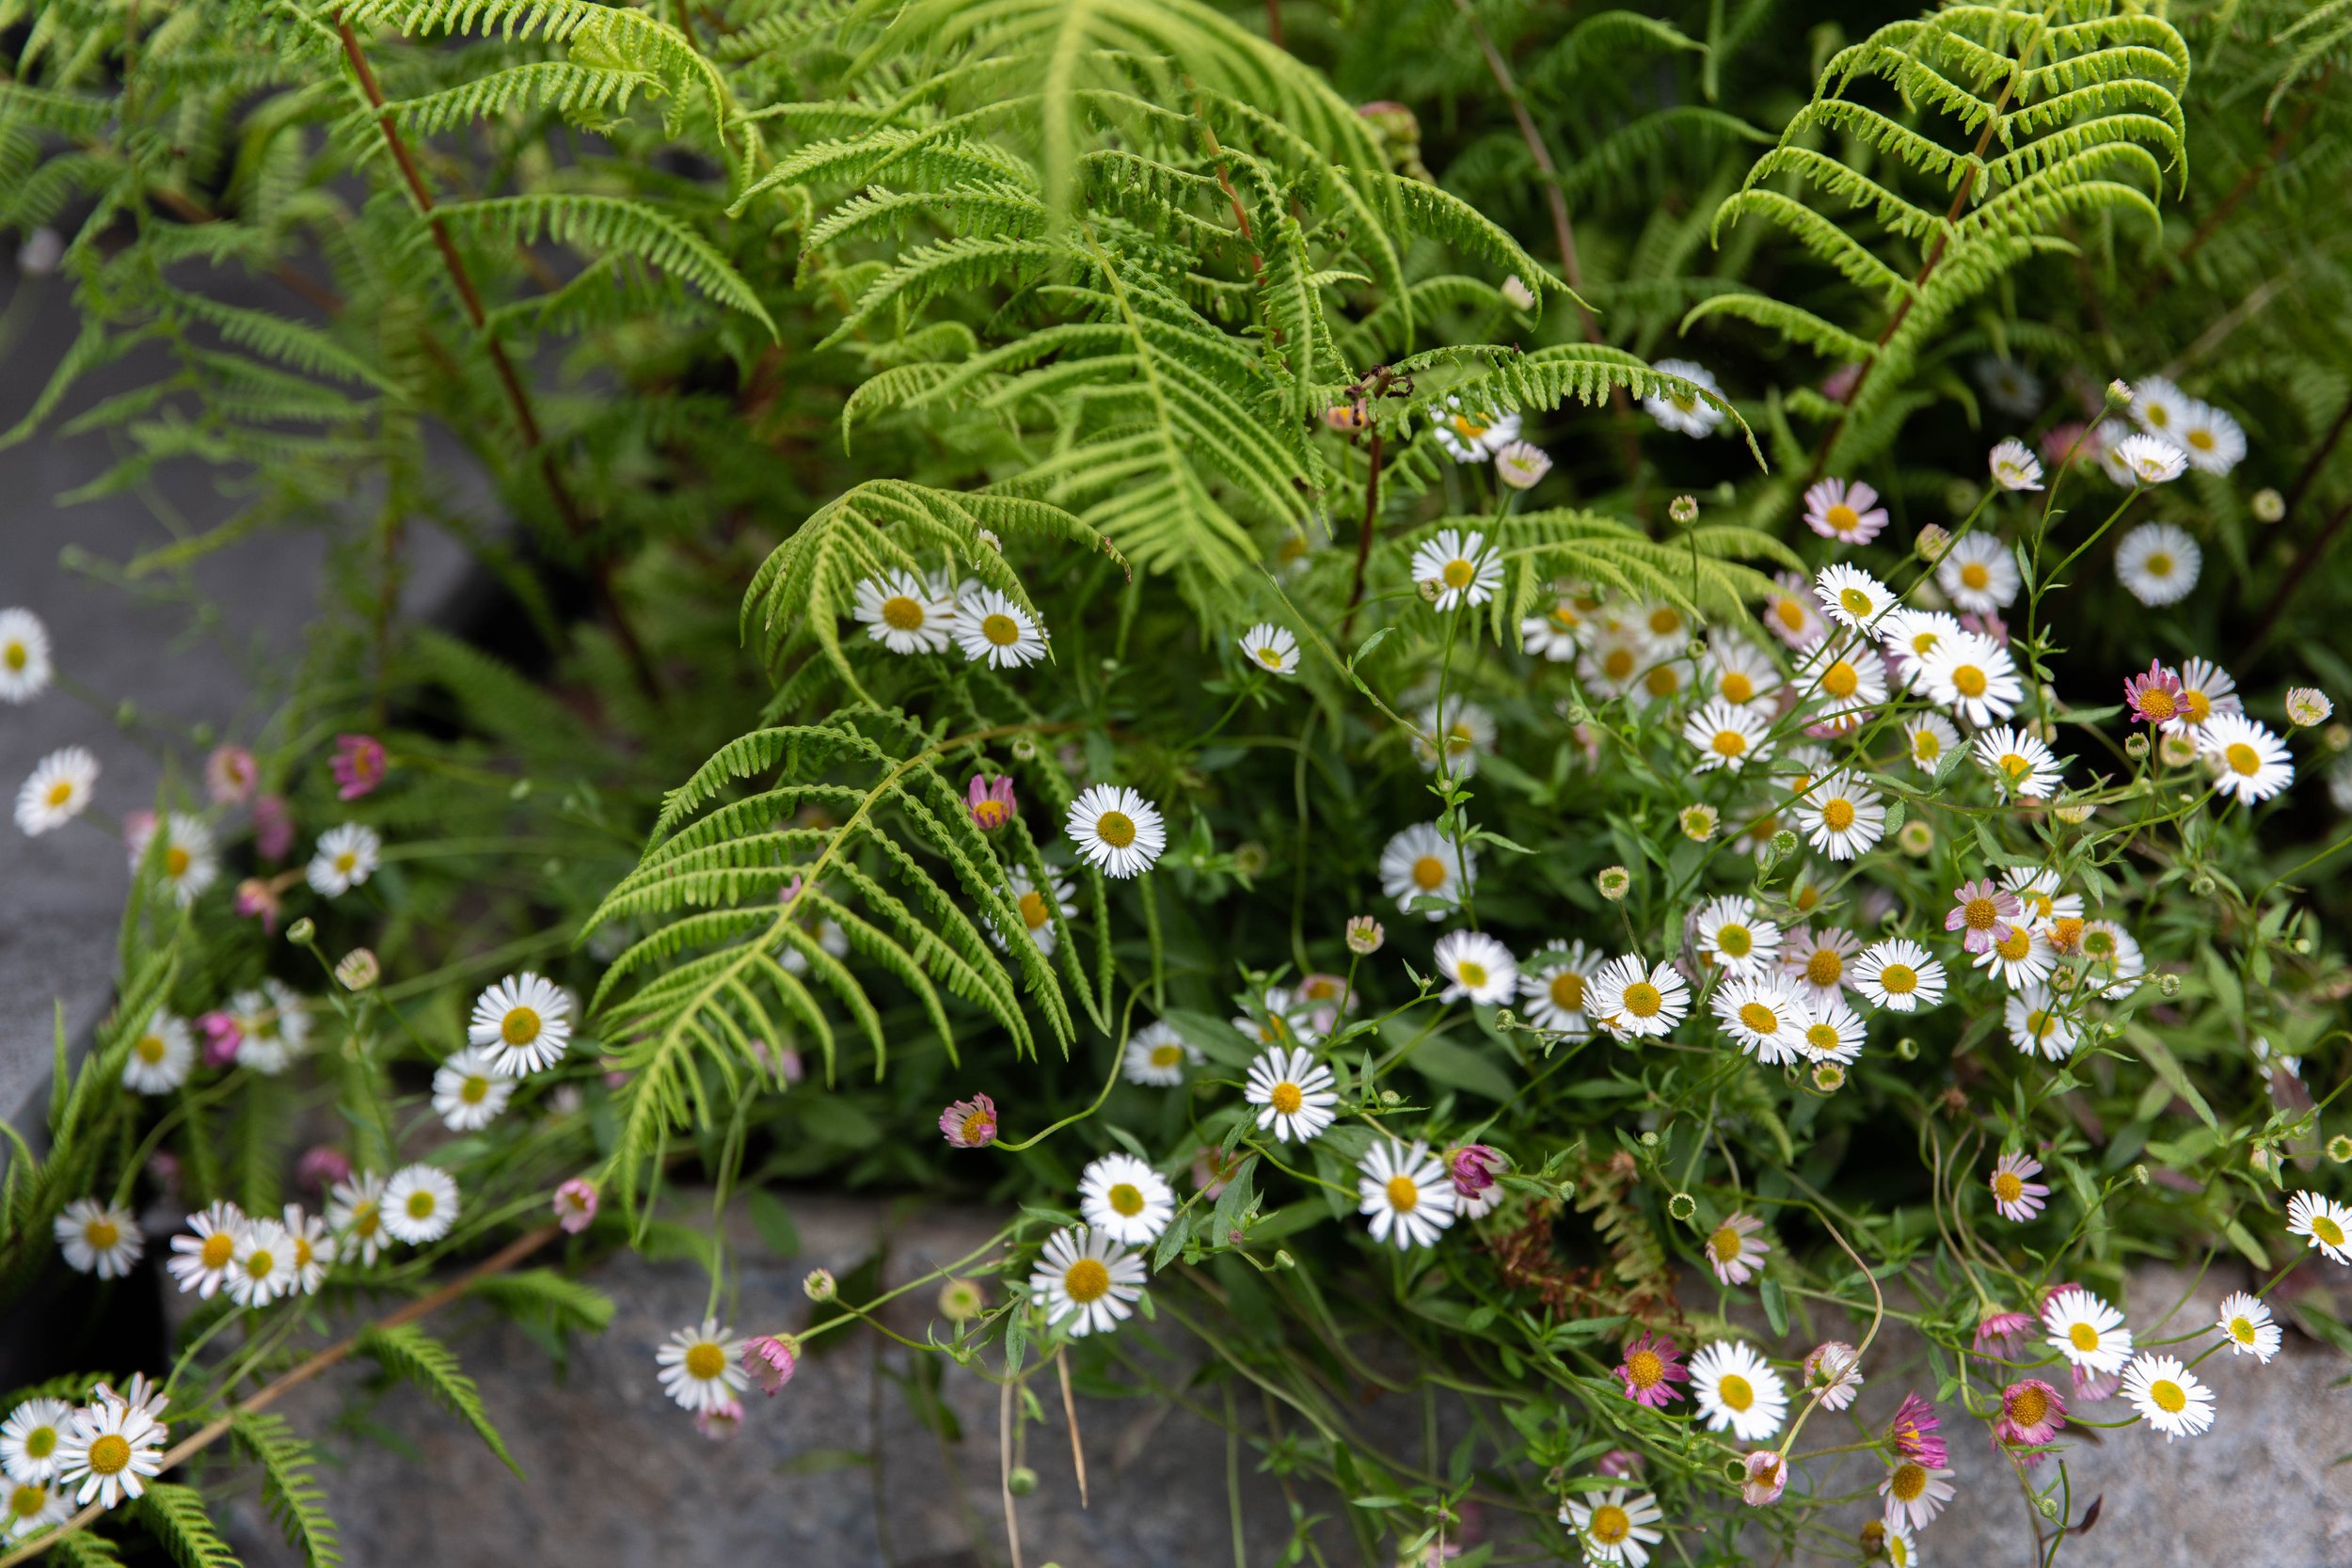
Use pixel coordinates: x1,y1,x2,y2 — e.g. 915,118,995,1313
1057,783,1169,882
432,1047,514,1132
2000,866,2083,931
1518,940,1604,1037
2,1399,75,1484
2130,374,2190,438
13,746,98,836
2197,713,2294,805
2173,402,2246,474
1414,697,1497,777
1410,528,1503,611
1494,440,1553,490
129,813,218,907
1520,591,1593,661
1803,478,1889,546
1815,563,1897,631
1851,940,1946,1012
226,1216,298,1308
1357,1139,1457,1250
54,1198,142,1279
381,1164,459,1245
1712,974,1804,1064
1902,714,1963,775
0,609,53,704
2216,1291,2280,1363
1078,1153,1176,1245
1693,895,1782,978
1989,437,2044,491
1232,986,1323,1049
1689,1341,1788,1442
2078,919,2145,999
2044,1286,2134,1373
1435,929,1517,1005
1121,1021,1199,1086
1643,358,1723,437
1791,633,1887,730
1781,925,1862,1004
1379,822,1472,919
1589,955,1691,1039
1975,922,2056,989
2003,986,2077,1059
953,587,1048,668
2122,1353,2214,1441
167,1201,247,1298
54,1398,165,1510
1579,628,1654,700
121,1012,195,1094
469,972,574,1076
1703,636,1781,709
2286,1190,2352,1264
2165,657,2242,736
1029,1226,1146,1338
1977,356,2041,417
2115,522,2201,606
229,978,311,1075
1430,398,1521,463
1935,532,2021,613
1878,607,1962,691
1879,1461,1955,1535
306,822,382,897
282,1205,335,1295
1237,622,1299,675
1975,725,2062,800
2093,417,2139,485
1920,631,2022,728
327,1173,391,1266
1560,1486,1664,1567
1882,1524,1920,1568
2115,432,2186,485
1682,699,1772,773
1244,1045,1338,1143
999,865,1077,958
1794,771,1884,860
656,1318,751,1412
851,569,955,655
4,1476,71,1540
1795,996,1866,1067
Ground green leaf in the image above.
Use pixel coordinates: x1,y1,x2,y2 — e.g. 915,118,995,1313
1759,1277,1789,1338
743,1190,802,1258
1402,1037,1517,1102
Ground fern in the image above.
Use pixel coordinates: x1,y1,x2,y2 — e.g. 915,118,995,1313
230,1413,343,1568
465,1268,617,1336
429,195,776,337
135,1482,242,1568
356,1323,519,1474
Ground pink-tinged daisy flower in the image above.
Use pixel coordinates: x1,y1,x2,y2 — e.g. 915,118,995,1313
252,794,295,860
1740,1449,1788,1506
1887,1391,1947,1467
965,773,1017,832
331,733,388,800
205,744,259,803
1761,571,1827,648
2042,420,2092,467
1800,1341,1864,1411
1613,1331,1690,1408
939,1093,998,1148
1447,1144,1507,1220
694,1398,745,1441
742,1334,797,1395
1946,878,2023,954
1878,1461,1954,1534
2072,1364,2122,1403
1995,1378,2068,1446
1705,1212,1770,1286
2123,659,2184,727
1973,1308,2036,1361
1989,1151,2050,1221
296,1146,352,1193
1595,1449,1643,1480
553,1178,598,1234
1803,478,1889,545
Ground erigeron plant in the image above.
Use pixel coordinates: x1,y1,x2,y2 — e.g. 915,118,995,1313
7,1,2352,1565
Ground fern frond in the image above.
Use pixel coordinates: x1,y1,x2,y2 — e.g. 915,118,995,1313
231,1412,343,1568
135,1482,241,1568
356,1323,518,1474
430,194,776,337
379,60,664,135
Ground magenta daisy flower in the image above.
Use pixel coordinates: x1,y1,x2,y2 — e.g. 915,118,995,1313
965,773,1017,832
1945,878,2024,955
331,733,388,800
1802,478,1889,546
1972,1308,2035,1363
1740,1449,1788,1506
2122,659,2185,728
1994,1378,2067,1447
1613,1331,1690,1408
939,1093,998,1148
742,1334,797,1396
1887,1391,1946,1467
1989,1151,2049,1222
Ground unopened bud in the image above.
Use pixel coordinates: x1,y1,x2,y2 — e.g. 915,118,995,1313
286,918,316,946
1596,865,1631,901
803,1268,837,1302
1667,1192,1697,1221
335,948,379,990
2251,487,2285,523
1914,524,1951,563
1669,495,1699,525
1346,915,1385,955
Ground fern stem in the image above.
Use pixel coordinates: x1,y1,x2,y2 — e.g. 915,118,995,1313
2137,70,2328,309
1341,427,1384,637
0,1226,560,1568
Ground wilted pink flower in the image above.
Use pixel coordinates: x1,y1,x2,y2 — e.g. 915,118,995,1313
252,794,294,860
199,1011,242,1067
1972,1309,2034,1362
1821,362,1863,404
743,1334,797,1396
1995,1378,2067,1447
2070,1363,2121,1403
694,1397,744,1441
234,878,282,933
1594,1449,1643,1481
776,1044,805,1085
1988,1151,2049,1222
1192,1147,1243,1200
1888,1391,1946,1467
1448,1144,1504,1198
1946,878,2023,954
148,1149,183,1197
331,734,388,800
553,1178,598,1233
1958,609,2009,642
206,745,259,804
122,809,157,855
1613,1331,1690,1408
965,773,1017,832
940,1093,997,1148
1741,1449,1787,1506
1800,1340,1864,1411
2123,659,2185,727
2041,420,2093,467
295,1145,352,1192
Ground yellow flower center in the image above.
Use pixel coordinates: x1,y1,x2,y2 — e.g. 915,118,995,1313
1739,1003,1780,1035
1804,1022,1840,1054
1774,599,1808,631
2,641,24,671
2137,688,2177,721
881,595,925,631
1821,799,1856,833
1385,1175,1421,1212
192,1230,231,1272
1715,924,1751,958
1994,1171,2024,1202
294,1236,313,1269
2181,689,2212,721
1961,562,1991,591
2148,403,2172,429
352,1203,381,1239
1993,927,2034,962
405,1190,437,1219
2068,1323,2099,1352
1648,607,1681,638
1255,645,1285,668
502,1007,542,1046
1626,1349,1664,1388
2228,1316,2255,1344
1720,672,1755,703
46,780,73,807
1644,665,1681,697
85,1217,119,1251
1549,972,1586,1011
335,852,358,875
1107,1182,1145,1217
1710,728,1747,758
1805,949,1844,988
1410,855,1448,891
1603,647,1635,681
1951,664,1989,699
1270,1082,1303,1115
2186,429,2215,451
9,1481,45,1519
2145,551,2174,578
961,1110,992,1142
685,1341,725,1380
1879,963,1917,994
165,846,192,879
981,612,1021,647
1441,559,1474,590
1450,415,1488,439
1826,503,1861,534
1820,661,1859,700
2150,1378,2186,1414
1794,883,1821,913
1717,1373,1754,1411
136,1034,166,1063
1149,1043,1183,1068
1455,960,1487,989
1914,731,1942,762
1838,588,1872,617
86,1434,132,1477
2312,1214,2345,1246
1888,1462,1926,1501
1094,810,1136,848
1019,890,1051,930
246,1247,276,1278
2224,742,2261,776
1709,1226,1743,1261
1621,982,1662,1018
2009,1385,2049,1426
1588,1503,1630,1544
460,1075,489,1105
1999,752,2032,783
1064,1258,1111,1303
24,1429,56,1461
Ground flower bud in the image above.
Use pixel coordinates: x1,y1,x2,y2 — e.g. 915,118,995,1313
2125,733,2150,759
1596,865,1631,901
939,1278,986,1322
286,917,316,946
2106,378,2133,405
1811,1062,1846,1093
1008,1465,1039,1497
1345,915,1385,955
803,1267,837,1302
2328,1135,2352,1164
336,948,379,990
1667,1191,1697,1221
1668,495,1699,525
1678,804,1718,843
2251,487,2285,523
2158,973,2182,997
2285,687,2333,728
1914,524,1951,563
